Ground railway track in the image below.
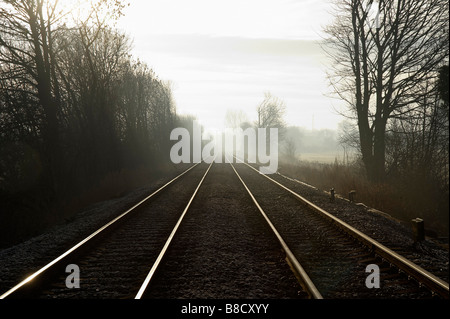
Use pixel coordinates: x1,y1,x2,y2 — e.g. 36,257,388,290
0,162,207,298
137,162,313,299
0,160,448,299
232,159,449,299
0,161,318,299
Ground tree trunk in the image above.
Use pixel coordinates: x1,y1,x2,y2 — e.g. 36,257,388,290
29,3,60,194
373,118,386,182
372,24,386,182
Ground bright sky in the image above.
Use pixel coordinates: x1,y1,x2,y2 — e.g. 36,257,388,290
116,0,345,131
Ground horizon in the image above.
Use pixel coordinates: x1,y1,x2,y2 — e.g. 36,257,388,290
116,0,347,132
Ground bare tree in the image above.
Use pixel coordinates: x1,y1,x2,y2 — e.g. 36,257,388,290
0,0,128,190
0,0,65,189
256,92,286,130
0,0,176,207
323,0,449,182
337,119,360,152
225,109,248,129
282,136,299,164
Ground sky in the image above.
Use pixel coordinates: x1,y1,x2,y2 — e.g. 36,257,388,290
115,0,346,131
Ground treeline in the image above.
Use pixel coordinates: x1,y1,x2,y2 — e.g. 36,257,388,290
0,1,177,246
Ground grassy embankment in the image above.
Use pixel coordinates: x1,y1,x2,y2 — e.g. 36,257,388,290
279,156,449,239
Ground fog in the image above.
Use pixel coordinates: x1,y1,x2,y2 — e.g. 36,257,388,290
116,1,344,132
281,126,345,164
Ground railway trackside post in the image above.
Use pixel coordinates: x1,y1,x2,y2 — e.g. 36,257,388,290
349,190,356,202
411,218,425,242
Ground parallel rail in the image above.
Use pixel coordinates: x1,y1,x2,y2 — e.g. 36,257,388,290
3,158,447,299
135,161,214,299
236,158,449,299
136,160,321,299
2,160,318,299
230,162,323,299
0,163,201,299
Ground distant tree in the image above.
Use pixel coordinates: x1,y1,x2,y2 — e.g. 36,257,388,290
337,120,360,151
282,136,298,164
256,92,286,130
225,109,248,129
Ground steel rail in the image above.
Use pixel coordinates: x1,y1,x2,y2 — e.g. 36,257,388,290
236,158,449,299
0,163,201,299
229,162,323,299
135,160,214,299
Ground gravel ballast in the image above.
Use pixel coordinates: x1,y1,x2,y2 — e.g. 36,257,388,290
0,163,448,298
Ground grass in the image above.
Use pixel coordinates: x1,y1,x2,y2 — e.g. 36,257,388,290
278,158,449,238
